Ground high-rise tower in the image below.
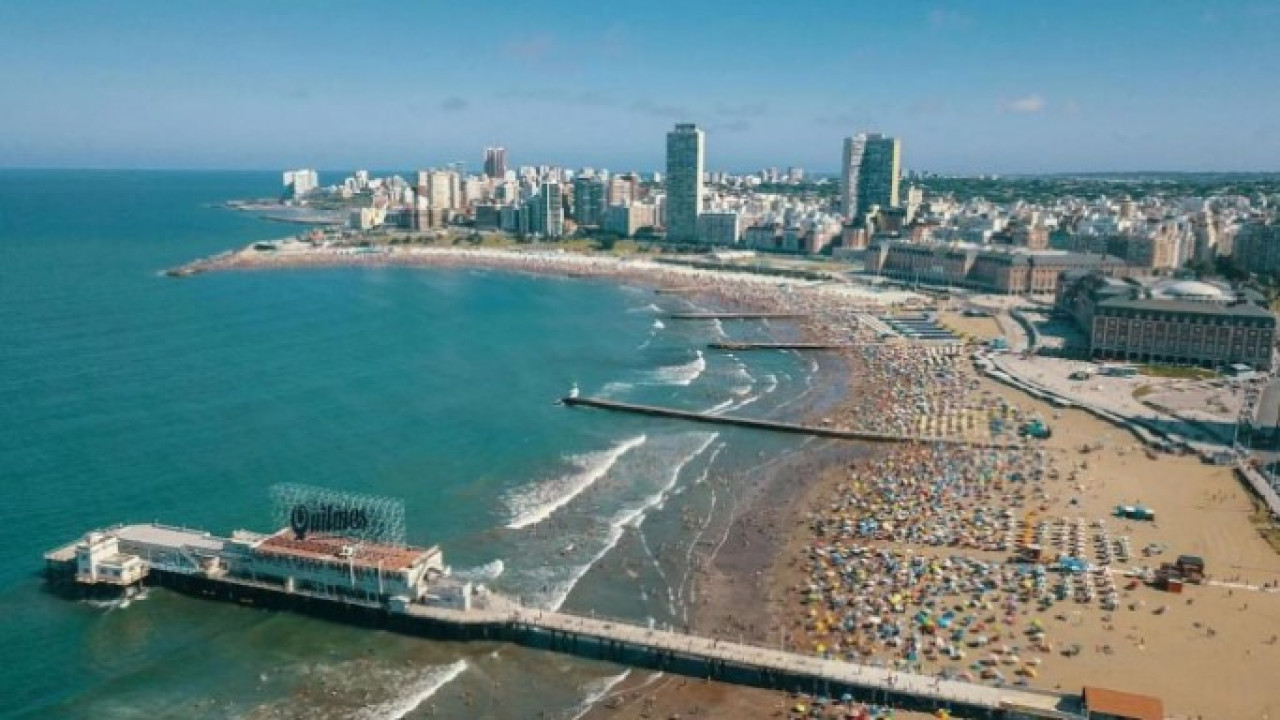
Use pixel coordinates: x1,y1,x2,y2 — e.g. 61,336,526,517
841,133,900,223
665,123,705,242
483,146,507,179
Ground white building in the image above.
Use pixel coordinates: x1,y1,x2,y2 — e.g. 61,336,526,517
283,169,319,199
604,202,659,237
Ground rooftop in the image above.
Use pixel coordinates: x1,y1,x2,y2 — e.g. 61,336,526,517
114,524,226,553
255,530,440,572
1082,686,1163,720
1096,296,1275,318
1151,278,1229,301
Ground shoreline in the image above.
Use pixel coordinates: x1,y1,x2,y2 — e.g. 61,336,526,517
169,241,1280,718
174,241,910,716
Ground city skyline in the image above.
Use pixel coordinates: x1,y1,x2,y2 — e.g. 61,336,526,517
2,1,1280,173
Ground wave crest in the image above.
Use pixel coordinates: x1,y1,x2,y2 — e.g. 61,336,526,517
504,435,648,530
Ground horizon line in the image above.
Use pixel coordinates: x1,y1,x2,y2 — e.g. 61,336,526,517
4,165,1280,179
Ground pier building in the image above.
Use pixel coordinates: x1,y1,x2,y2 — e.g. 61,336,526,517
49,523,460,609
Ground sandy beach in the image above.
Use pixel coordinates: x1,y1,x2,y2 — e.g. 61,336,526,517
184,243,1280,719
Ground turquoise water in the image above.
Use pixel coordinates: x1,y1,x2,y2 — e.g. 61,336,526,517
0,171,833,718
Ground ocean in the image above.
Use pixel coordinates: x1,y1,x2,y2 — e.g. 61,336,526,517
0,171,835,718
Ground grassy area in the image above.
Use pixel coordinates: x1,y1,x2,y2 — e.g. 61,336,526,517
1139,364,1217,380
1133,384,1155,400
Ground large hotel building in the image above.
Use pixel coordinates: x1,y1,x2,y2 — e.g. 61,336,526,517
865,240,1134,294
1058,273,1276,370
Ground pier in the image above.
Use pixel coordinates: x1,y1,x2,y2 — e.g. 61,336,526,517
668,312,807,320
562,396,1020,448
708,341,853,351
44,523,1079,719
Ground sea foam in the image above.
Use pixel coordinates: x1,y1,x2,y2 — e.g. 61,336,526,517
648,350,705,386
541,433,718,611
504,435,648,530
355,660,468,720
569,670,633,720
452,559,505,582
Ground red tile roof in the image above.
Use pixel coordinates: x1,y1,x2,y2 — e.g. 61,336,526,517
1083,686,1164,720
256,532,438,572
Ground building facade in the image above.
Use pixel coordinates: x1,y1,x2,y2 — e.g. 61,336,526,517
1059,273,1276,370
573,176,606,227
1232,220,1280,274
483,146,506,179
283,169,319,199
697,211,740,246
604,202,659,237
665,123,705,242
524,183,564,238
841,133,900,223
866,241,1132,294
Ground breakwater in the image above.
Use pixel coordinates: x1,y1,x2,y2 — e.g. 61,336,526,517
708,341,853,351
562,396,1020,448
669,312,807,320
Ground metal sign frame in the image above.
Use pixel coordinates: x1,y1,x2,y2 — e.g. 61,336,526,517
269,483,407,546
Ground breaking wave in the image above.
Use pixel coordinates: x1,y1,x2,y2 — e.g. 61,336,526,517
648,351,705,386
355,660,468,720
504,435,648,530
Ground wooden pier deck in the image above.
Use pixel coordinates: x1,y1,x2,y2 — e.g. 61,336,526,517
668,312,806,320
562,396,1019,448
403,604,1076,719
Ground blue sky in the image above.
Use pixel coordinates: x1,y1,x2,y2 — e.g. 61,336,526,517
1,0,1278,173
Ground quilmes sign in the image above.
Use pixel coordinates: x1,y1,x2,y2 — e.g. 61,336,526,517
269,484,407,546
288,503,370,540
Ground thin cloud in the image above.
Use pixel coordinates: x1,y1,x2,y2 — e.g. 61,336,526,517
906,99,949,117
1000,94,1047,114
1062,99,1081,115
505,34,553,62
714,101,770,118
630,99,688,119
928,7,972,29
707,120,751,133
438,97,469,112
494,89,617,108
598,23,627,58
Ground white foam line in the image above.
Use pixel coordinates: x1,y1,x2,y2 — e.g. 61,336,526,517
452,559,505,582
623,433,718,530
356,659,468,720
506,435,648,530
546,433,718,611
570,670,634,720
705,398,735,415
722,392,763,414
675,444,725,617
762,373,779,394
648,350,705,386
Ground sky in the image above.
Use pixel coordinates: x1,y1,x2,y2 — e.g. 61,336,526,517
1,0,1278,174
